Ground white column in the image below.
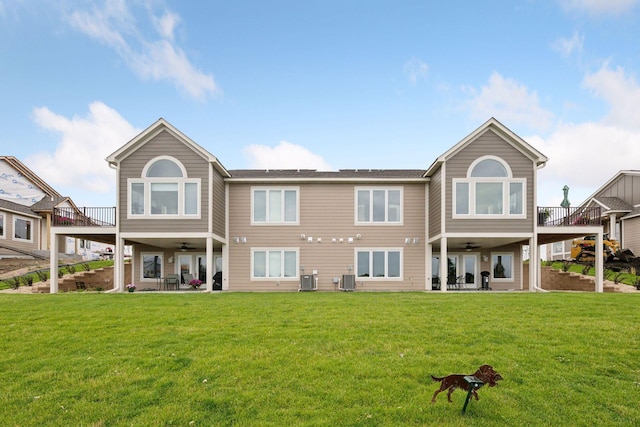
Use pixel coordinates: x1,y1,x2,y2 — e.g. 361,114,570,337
426,243,433,291
529,236,538,292
440,237,448,292
49,231,59,294
206,237,214,292
609,214,616,240
222,242,229,290
595,232,603,293
114,237,125,292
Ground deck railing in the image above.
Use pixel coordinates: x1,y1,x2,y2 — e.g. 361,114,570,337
53,207,116,227
537,206,601,227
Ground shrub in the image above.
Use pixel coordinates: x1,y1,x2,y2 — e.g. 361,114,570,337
8,277,21,289
35,270,48,282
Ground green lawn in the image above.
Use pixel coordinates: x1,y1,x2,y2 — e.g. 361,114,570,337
1,292,638,426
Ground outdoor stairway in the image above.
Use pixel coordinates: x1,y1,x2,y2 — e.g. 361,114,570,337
34,263,130,293
541,267,618,292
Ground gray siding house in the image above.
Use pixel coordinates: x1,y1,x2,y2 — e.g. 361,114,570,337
48,118,606,292
550,171,640,259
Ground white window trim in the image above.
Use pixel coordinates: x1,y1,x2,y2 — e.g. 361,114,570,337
251,187,300,225
250,247,299,280
453,155,526,219
127,178,201,218
140,252,164,283
12,215,33,243
354,187,404,225
0,213,5,239
355,248,403,280
491,252,514,282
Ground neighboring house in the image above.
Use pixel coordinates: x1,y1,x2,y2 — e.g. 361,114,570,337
548,170,640,258
48,117,606,293
0,156,109,260
547,240,572,261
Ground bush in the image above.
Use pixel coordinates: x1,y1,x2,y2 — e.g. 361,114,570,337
8,277,21,290
35,270,48,282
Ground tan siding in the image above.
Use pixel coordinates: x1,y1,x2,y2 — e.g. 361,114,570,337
0,212,40,256
622,217,640,255
227,182,426,291
444,129,535,233
119,130,209,233
482,243,523,291
429,168,441,237
212,171,226,237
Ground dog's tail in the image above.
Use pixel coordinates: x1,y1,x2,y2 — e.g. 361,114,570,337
431,375,444,382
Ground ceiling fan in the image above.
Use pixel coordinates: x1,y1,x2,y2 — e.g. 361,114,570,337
179,242,192,252
462,242,481,251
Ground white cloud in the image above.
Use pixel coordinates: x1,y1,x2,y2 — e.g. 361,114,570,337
464,72,555,132
68,2,218,100
243,141,333,171
534,122,640,207
153,11,180,41
583,64,640,130
403,57,429,86
561,0,638,16
552,31,584,57
27,102,139,205
532,64,640,207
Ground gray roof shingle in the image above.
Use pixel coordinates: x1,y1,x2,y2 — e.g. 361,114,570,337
227,169,427,179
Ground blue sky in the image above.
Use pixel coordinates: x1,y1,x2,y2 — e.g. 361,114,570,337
2,0,640,208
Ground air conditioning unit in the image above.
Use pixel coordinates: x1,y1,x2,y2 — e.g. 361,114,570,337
299,274,317,291
341,274,356,291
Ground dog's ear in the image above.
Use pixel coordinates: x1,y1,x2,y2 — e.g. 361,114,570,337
478,364,493,373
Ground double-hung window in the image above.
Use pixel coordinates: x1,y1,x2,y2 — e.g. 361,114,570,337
453,156,525,218
356,188,402,224
356,249,402,279
0,214,4,238
252,188,298,224
128,157,200,218
252,249,298,279
13,216,32,242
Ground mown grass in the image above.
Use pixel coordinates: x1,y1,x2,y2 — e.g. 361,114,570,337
0,292,638,426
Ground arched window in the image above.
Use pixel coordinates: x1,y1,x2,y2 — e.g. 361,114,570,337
146,159,184,177
453,156,525,218
470,158,508,177
128,156,200,218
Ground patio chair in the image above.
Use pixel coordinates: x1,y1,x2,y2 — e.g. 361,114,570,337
164,274,180,290
182,273,193,285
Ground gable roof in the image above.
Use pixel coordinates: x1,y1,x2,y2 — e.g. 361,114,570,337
0,198,41,218
579,170,640,207
227,169,427,182
105,118,231,177
0,156,62,199
30,195,77,213
590,196,633,213
423,117,548,177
